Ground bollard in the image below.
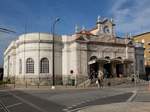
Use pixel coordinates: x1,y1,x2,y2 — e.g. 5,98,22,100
14,82,15,88
37,83,39,88
26,80,27,88
148,80,150,91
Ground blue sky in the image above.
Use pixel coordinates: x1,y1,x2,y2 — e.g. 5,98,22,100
0,0,150,65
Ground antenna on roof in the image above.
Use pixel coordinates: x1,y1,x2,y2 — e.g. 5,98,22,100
97,15,101,23
110,18,114,23
82,25,85,31
75,24,80,33
129,33,132,38
25,21,27,34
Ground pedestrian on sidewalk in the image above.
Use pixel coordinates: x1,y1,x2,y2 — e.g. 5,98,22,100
97,70,104,88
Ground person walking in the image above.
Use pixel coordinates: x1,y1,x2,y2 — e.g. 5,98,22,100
97,70,104,88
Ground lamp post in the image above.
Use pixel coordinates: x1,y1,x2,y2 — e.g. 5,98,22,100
51,18,60,89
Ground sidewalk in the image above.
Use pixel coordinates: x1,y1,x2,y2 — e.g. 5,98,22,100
5,84,100,91
3,82,149,91
79,102,150,112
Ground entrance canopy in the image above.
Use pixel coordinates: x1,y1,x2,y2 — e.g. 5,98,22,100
97,58,110,64
88,57,133,65
88,59,97,65
123,59,133,64
111,58,123,64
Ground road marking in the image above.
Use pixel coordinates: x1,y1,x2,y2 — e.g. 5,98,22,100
0,90,7,92
8,91,48,112
67,106,73,109
126,90,137,102
62,108,69,111
7,102,22,108
0,94,11,97
0,101,10,112
63,97,100,112
77,102,84,105
65,106,89,112
72,104,77,107
80,101,86,104
76,102,83,106
85,100,90,102
63,102,87,112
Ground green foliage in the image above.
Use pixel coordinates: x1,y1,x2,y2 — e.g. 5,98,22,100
0,80,7,85
0,80,4,85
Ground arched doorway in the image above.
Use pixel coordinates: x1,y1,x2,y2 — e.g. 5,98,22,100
88,56,98,80
103,56,111,78
115,57,124,77
116,64,123,77
103,63,111,78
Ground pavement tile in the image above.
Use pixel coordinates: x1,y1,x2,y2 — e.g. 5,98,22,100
79,102,150,112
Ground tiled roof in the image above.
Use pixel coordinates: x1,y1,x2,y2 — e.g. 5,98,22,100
76,30,95,36
133,32,150,37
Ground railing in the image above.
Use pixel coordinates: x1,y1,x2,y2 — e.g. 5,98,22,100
1,75,149,88
77,79,91,88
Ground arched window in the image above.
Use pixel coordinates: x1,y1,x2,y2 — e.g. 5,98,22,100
26,58,34,73
40,58,49,73
90,56,97,61
117,57,122,59
19,59,22,74
105,56,110,59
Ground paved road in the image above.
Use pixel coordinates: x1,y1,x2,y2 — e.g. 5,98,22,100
134,91,150,102
77,85,150,112
0,88,133,112
0,90,64,112
26,88,132,106
62,92,132,112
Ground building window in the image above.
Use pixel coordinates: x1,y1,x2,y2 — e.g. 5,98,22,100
19,59,22,74
26,58,34,73
40,58,49,73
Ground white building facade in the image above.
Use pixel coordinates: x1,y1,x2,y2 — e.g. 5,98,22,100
3,18,145,85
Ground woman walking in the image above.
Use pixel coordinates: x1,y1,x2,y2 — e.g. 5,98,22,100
97,70,104,88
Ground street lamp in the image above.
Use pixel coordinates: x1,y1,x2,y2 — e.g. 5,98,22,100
51,18,60,89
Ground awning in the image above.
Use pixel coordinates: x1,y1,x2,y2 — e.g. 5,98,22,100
88,58,133,65
124,59,133,64
111,58,123,64
88,59,97,65
97,58,110,64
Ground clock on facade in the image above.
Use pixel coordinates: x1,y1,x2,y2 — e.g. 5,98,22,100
103,26,110,34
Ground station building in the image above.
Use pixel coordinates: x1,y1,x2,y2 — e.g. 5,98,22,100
3,17,145,85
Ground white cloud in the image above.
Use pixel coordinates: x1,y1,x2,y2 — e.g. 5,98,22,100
110,0,150,36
